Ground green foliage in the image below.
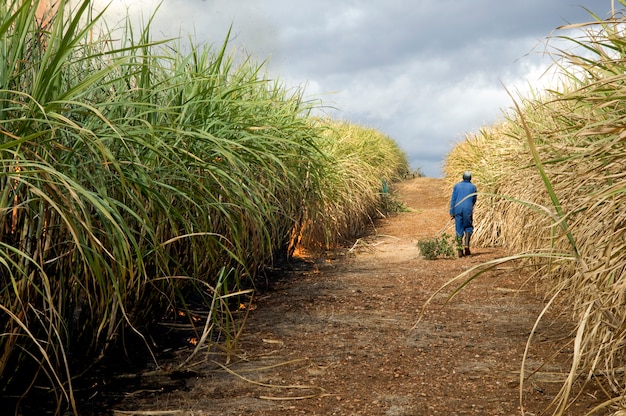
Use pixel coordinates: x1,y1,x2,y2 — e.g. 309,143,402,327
417,233,455,260
454,235,464,250
381,190,411,214
2,0,314,407
0,0,410,411
298,119,409,249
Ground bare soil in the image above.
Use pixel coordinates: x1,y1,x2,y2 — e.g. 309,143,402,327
93,177,610,416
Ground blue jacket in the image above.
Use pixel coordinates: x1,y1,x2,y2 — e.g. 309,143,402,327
449,180,477,215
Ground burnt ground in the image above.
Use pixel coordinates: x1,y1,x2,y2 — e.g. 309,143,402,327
82,177,611,416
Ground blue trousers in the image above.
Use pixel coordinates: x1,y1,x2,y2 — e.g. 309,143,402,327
454,211,473,238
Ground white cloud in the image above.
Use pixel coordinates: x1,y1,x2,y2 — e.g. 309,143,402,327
84,0,610,177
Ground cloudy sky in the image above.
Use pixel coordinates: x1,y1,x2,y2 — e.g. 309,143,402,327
92,0,612,177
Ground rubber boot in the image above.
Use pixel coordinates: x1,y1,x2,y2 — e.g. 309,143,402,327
455,235,464,258
464,232,471,256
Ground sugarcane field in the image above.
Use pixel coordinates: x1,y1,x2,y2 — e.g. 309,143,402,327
2,1,626,415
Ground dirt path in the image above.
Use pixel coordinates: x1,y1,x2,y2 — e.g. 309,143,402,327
107,177,607,416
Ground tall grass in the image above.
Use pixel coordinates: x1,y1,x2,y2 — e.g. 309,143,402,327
0,1,409,413
298,120,409,250
443,3,626,414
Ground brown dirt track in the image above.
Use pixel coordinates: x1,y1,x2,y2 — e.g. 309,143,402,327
102,177,610,416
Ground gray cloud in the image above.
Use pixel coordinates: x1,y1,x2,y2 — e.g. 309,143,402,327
94,0,609,176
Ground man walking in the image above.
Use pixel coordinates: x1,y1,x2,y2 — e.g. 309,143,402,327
449,171,477,257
